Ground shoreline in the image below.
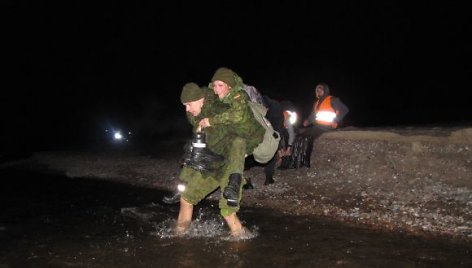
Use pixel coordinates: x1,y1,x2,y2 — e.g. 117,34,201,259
2,127,472,241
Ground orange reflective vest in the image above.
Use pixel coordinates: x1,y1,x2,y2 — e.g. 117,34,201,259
314,96,337,128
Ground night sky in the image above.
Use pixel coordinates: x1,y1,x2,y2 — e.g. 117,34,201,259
3,1,471,152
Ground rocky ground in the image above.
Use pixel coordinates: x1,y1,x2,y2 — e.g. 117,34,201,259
3,126,472,241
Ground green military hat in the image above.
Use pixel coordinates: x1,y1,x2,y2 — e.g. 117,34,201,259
181,82,204,103
211,67,236,88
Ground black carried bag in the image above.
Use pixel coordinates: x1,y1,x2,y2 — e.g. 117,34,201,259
182,132,225,172
278,135,313,169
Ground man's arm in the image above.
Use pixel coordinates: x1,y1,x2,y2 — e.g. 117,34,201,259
286,122,296,146
303,103,316,127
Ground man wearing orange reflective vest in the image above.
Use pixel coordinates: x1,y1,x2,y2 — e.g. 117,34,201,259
282,83,348,169
302,83,349,135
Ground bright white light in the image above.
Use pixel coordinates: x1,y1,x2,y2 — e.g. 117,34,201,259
114,132,123,140
192,141,206,148
177,184,186,192
287,110,298,125
316,111,336,123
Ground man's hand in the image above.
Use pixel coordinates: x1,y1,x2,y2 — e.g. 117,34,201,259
198,118,211,128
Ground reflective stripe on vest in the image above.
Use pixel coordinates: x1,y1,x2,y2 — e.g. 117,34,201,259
283,110,297,128
314,96,336,127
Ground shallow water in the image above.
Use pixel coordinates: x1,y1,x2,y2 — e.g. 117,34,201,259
0,169,471,267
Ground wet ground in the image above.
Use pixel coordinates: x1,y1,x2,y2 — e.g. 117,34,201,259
1,168,471,267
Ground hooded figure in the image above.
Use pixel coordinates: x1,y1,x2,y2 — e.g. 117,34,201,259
304,83,349,129
281,83,349,169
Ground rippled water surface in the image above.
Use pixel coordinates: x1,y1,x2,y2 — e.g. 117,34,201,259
1,169,471,267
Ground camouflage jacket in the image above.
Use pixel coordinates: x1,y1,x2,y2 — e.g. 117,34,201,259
208,75,265,153
186,88,232,156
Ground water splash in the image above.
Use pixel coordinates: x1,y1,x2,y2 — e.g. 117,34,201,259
222,226,259,241
151,207,258,240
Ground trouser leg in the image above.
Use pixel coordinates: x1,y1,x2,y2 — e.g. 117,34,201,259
264,154,276,185
221,138,246,207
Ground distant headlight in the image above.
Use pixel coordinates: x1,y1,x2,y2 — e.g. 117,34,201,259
114,132,123,140
105,128,131,142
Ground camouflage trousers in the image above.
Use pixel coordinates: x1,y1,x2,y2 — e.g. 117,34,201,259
179,137,246,217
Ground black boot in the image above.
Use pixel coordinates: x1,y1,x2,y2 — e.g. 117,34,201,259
223,173,243,207
264,176,275,185
243,177,254,190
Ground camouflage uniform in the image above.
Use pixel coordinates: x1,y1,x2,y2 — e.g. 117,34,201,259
209,73,265,207
208,73,265,174
180,86,263,216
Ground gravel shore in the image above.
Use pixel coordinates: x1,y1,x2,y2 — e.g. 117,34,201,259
4,126,472,241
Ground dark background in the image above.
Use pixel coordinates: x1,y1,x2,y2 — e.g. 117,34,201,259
2,1,471,152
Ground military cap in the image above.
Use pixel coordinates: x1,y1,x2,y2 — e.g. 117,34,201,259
211,67,236,88
180,82,204,103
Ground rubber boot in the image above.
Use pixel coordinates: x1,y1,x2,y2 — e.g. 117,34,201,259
223,173,243,207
